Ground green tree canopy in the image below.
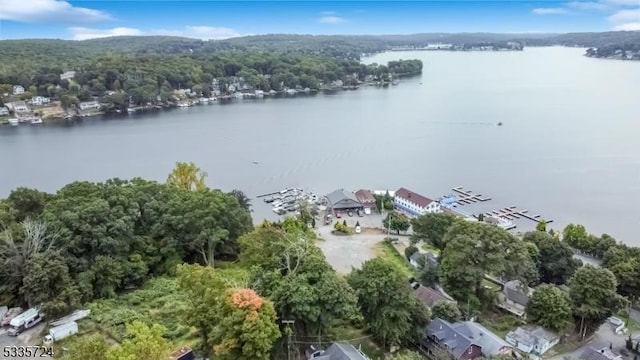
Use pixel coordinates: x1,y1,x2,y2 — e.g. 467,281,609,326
166,162,208,191
347,258,430,349
570,266,626,338
383,212,411,234
106,321,171,360
431,301,462,323
525,285,572,332
410,213,457,250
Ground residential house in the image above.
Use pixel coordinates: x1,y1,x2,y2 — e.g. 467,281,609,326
424,318,513,360
354,189,377,212
497,280,534,318
79,101,100,111
60,71,76,81
0,107,9,116
394,187,441,217
306,342,369,360
325,189,363,213
12,85,24,95
31,96,50,106
505,326,559,357
409,251,439,269
579,347,623,360
411,282,455,308
6,101,29,113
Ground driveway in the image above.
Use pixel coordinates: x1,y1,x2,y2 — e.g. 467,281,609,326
0,323,51,359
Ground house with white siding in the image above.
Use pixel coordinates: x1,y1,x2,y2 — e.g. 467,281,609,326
31,96,50,106
12,85,24,95
393,187,441,217
0,107,9,116
79,101,100,111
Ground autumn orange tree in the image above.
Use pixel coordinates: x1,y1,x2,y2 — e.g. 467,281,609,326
211,288,280,360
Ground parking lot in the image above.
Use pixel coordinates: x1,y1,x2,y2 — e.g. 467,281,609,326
315,210,412,274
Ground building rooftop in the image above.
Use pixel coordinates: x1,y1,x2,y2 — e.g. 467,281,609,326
326,189,362,210
395,187,435,208
412,284,452,308
506,326,558,350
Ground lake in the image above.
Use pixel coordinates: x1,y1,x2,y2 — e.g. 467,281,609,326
1,47,639,244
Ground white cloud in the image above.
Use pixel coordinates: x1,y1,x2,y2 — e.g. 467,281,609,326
69,27,143,40
69,25,243,41
608,8,640,30
532,7,568,14
0,0,111,23
318,16,346,24
567,1,610,11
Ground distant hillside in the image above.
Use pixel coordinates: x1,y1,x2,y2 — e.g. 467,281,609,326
0,31,638,71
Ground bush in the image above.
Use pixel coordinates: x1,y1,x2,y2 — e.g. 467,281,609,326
404,245,418,260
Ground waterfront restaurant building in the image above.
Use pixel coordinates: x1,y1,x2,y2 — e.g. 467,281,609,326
393,187,441,217
325,189,363,214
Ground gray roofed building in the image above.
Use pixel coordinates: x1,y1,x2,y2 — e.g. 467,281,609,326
307,342,369,360
425,318,512,360
498,280,534,318
412,284,454,308
326,189,363,211
505,326,559,356
579,347,623,360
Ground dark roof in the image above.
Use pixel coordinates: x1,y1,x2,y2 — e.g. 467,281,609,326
427,318,473,360
504,280,533,307
326,189,362,210
427,318,512,359
313,342,369,360
395,187,435,208
171,347,194,360
355,189,376,205
413,285,452,308
579,347,620,360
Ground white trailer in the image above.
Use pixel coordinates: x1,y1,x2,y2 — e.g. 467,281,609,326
44,321,78,344
8,307,42,336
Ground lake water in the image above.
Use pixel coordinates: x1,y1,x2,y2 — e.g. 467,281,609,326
1,47,639,244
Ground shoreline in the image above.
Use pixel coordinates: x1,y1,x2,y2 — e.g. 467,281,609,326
1,79,409,126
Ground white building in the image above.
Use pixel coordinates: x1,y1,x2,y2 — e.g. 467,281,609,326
393,187,441,217
506,326,559,357
60,71,76,81
79,101,100,111
0,107,9,116
31,96,50,106
12,85,24,95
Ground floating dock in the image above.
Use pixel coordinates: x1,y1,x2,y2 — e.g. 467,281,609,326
484,206,553,224
451,186,492,204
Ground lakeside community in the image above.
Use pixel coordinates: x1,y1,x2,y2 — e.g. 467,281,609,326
0,165,639,360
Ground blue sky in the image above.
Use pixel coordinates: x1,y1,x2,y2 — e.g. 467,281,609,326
0,0,639,40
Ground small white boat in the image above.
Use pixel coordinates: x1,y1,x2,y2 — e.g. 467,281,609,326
199,97,209,103
209,97,218,102
8,118,18,126
30,118,43,124
177,103,190,108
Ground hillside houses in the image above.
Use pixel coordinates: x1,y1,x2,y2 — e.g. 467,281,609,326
497,280,534,319
423,318,513,360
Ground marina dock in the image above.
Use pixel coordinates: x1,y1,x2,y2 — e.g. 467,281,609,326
451,186,492,204
484,206,552,224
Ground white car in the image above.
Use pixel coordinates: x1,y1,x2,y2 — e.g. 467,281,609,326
355,226,361,234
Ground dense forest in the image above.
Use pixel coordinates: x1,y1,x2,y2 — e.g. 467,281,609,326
0,37,424,110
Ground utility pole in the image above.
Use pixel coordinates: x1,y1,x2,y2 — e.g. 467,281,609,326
282,319,295,360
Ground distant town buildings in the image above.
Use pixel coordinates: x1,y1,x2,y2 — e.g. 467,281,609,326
79,101,100,111
394,187,442,217
12,85,24,95
60,71,76,81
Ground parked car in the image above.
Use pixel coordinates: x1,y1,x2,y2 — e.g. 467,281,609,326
347,211,353,217
336,212,342,218
357,210,364,217
355,226,361,234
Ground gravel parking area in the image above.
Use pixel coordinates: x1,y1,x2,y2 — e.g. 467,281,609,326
0,323,50,359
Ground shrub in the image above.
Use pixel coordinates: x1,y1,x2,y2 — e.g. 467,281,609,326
404,245,418,260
